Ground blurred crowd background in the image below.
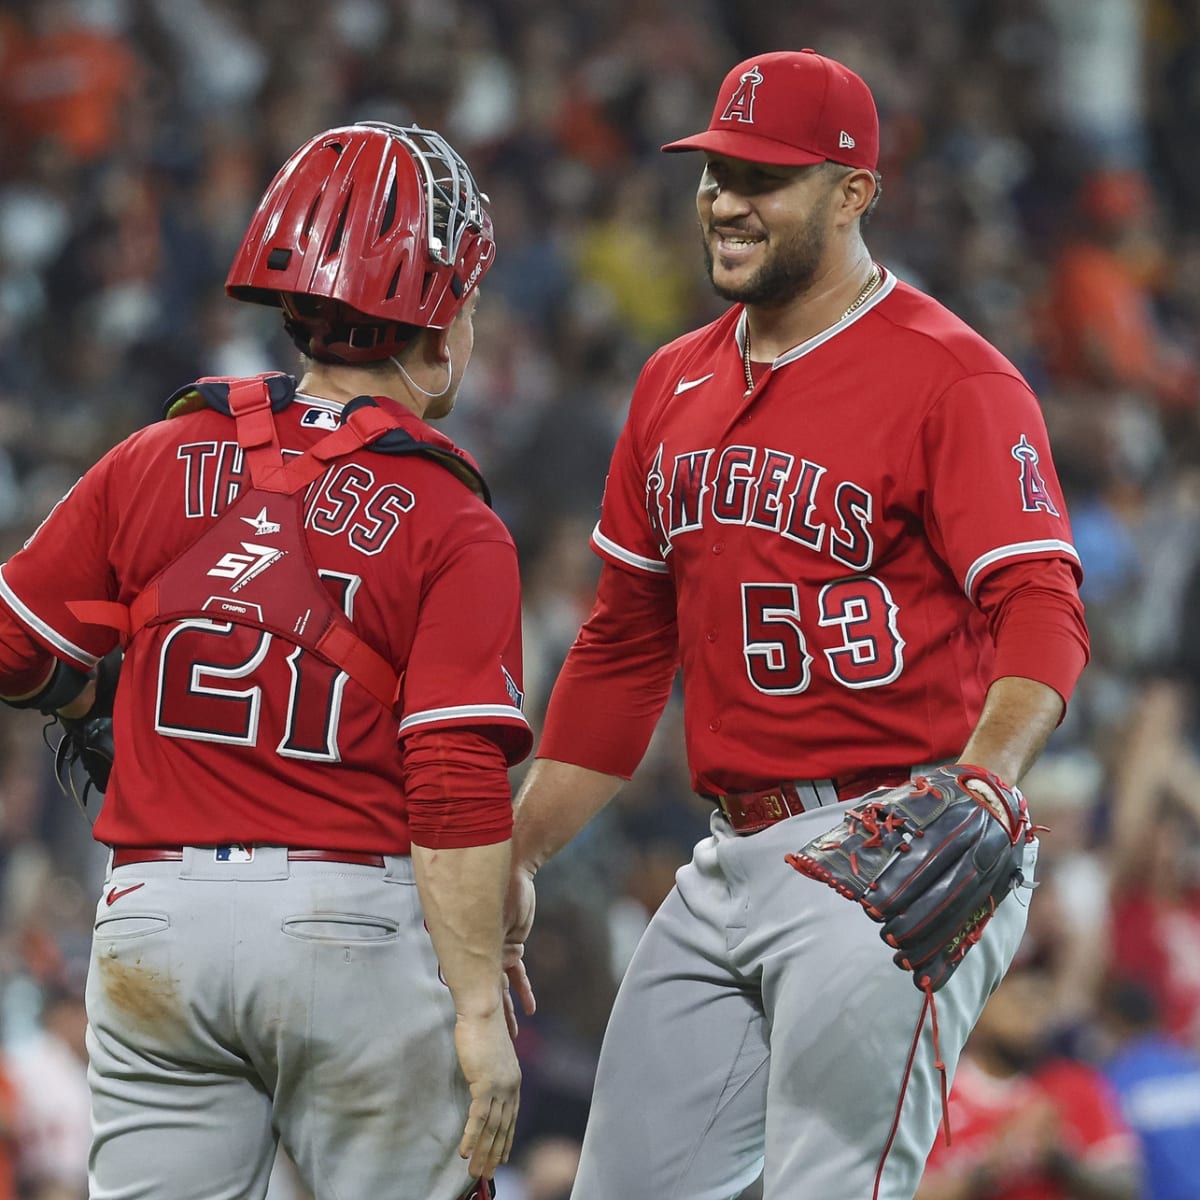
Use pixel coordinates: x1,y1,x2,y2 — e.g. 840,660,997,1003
1,0,1199,1197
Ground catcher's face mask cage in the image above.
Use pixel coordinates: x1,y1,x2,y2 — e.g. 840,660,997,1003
225,122,495,363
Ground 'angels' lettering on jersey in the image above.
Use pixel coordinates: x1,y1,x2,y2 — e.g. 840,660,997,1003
646,442,873,571
178,441,414,557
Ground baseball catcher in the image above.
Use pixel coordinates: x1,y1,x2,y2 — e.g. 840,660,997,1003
786,764,1036,995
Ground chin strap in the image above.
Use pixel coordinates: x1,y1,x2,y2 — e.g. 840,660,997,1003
389,347,453,399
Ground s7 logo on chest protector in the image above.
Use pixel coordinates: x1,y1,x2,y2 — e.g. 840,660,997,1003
207,542,286,592
1011,435,1059,516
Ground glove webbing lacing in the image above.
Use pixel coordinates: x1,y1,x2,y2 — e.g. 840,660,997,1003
923,980,951,1145
783,799,927,906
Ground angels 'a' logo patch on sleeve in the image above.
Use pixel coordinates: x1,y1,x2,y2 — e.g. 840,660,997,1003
1011,434,1059,516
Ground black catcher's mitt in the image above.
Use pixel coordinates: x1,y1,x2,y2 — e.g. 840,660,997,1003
51,648,121,821
785,764,1035,994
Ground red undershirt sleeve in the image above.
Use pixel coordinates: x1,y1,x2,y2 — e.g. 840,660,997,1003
537,561,680,778
0,603,57,698
974,557,1089,707
403,727,514,849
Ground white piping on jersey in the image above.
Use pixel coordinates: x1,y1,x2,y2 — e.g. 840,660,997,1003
294,391,343,412
590,523,669,574
398,704,530,734
963,539,1080,599
733,269,898,369
0,565,98,668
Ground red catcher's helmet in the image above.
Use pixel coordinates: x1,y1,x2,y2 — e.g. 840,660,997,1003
225,123,494,363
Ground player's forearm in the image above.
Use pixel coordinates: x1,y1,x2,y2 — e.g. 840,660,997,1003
411,839,511,1017
958,675,1063,785
511,758,624,873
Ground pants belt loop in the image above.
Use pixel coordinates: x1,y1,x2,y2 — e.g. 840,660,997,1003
803,779,840,809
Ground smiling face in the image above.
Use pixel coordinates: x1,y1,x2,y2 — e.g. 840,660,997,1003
697,155,848,307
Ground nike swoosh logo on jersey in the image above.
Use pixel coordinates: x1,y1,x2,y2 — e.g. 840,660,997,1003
674,373,714,394
105,883,146,906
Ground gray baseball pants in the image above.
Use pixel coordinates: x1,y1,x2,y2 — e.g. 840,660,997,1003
85,847,479,1200
571,789,1036,1200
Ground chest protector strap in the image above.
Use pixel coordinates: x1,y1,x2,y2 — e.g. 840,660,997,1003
69,376,409,712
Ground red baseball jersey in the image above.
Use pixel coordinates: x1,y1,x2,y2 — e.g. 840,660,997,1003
0,389,531,851
592,272,1081,793
921,1056,1138,1199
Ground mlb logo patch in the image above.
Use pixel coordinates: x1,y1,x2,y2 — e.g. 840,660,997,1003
215,844,255,863
300,408,340,430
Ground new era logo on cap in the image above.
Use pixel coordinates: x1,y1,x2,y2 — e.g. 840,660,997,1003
662,49,879,172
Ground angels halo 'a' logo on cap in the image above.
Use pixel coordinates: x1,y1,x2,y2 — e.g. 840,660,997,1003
661,50,880,171
720,64,763,125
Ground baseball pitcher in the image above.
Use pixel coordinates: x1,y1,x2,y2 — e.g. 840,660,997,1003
503,50,1089,1200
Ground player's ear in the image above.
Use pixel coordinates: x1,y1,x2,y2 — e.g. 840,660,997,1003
424,326,452,365
833,167,878,225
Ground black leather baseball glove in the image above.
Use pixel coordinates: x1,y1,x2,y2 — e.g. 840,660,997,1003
785,764,1035,993
51,648,121,819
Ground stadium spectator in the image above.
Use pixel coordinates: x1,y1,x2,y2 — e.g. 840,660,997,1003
1106,679,1200,1049
1042,169,1196,411
1098,979,1200,1200
917,966,1140,1200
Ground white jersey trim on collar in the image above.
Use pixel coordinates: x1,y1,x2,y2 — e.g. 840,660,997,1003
0,566,98,669
294,392,343,411
398,704,530,734
964,539,1080,599
733,269,898,368
591,523,669,574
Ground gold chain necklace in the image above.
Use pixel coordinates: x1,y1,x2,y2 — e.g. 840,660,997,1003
742,264,882,394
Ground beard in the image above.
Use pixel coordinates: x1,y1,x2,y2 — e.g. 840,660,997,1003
702,204,829,307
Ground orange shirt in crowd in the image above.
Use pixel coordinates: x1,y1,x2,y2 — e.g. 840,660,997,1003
0,15,140,162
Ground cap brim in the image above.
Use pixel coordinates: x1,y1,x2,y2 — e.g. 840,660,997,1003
660,129,827,166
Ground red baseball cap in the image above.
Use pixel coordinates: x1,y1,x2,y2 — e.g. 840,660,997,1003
662,49,879,172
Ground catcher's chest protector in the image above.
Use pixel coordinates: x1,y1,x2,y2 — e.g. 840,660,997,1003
71,374,486,712
142,481,398,706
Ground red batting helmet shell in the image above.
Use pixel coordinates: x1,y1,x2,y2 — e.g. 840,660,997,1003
225,123,495,363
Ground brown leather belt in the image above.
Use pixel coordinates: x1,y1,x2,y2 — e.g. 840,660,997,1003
713,769,914,834
111,848,388,868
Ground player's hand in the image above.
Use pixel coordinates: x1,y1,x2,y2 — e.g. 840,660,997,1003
502,865,537,1035
454,1008,522,1180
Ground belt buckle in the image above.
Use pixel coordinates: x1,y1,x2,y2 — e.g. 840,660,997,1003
749,785,799,826
721,784,801,832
